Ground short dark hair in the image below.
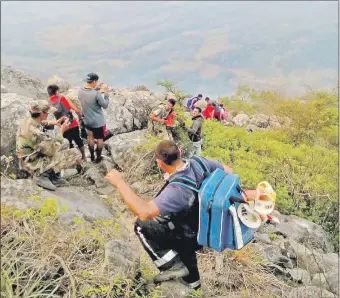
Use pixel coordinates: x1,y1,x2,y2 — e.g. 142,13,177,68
155,140,180,166
30,112,41,118
168,99,176,107
47,84,59,96
198,94,203,98
195,107,202,113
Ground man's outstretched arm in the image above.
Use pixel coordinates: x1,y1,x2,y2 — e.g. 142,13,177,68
105,170,160,220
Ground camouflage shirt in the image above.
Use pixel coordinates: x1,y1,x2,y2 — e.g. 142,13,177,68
16,118,66,174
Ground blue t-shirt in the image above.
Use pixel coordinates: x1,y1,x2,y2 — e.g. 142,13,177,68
153,157,224,215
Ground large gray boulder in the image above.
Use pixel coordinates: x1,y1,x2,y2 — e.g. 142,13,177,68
1,65,46,100
232,113,249,127
104,89,158,135
311,270,339,295
1,176,113,223
259,213,334,253
46,75,71,93
1,92,35,156
105,129,148,171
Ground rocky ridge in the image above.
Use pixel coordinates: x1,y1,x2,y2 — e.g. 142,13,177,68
0,66,338,298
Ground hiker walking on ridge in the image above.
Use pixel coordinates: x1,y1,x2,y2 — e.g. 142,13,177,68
16,101,83,191
105,140,233,291
189,94,203,111
78,73,110,163
47,84,86,161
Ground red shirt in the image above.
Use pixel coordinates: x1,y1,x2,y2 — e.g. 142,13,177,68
165,110,176,127
49,95,79,129
203,106,215,119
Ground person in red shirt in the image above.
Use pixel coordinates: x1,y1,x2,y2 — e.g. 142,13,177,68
151,99,177,140
203,97,215,119
47,85,86,161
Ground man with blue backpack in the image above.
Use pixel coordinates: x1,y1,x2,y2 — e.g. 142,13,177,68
105,140,234,290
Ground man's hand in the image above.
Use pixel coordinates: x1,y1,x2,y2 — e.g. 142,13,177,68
105,169,124,188
101,84,109,93
56,116,68,126
60,119,70,134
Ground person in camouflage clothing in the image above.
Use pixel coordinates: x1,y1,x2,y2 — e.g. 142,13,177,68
149,98,177,141
16,100,82,191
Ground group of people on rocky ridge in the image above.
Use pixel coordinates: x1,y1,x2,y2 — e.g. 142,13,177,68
15,72,273,293
16,72,111,190
187,94,228,121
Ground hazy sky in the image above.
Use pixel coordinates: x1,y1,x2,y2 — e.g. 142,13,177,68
1,1,338,97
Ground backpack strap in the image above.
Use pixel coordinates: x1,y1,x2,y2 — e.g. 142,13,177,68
191,156,210,178
169,176,199,193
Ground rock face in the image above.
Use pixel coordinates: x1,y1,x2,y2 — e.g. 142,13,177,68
46,75,71,93
262,213,335,253
254,210,338,296
232,113,249,127
105,129,148,170
1,177,113,222
104,89,162,136
1,65,46,100
1,93,35,156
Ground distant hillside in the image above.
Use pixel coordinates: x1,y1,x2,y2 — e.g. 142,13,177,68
1,1,338,97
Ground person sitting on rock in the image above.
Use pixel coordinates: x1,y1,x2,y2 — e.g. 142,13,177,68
16,100,83,191
78,73,110,163
47,84,86,161
105,140,233,291
150,99,177,141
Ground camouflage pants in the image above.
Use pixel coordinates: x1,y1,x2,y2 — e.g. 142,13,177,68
22,148,81,177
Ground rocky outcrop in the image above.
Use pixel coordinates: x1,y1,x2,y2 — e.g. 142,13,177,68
226,111,286,132
232,113,249,127
46,75,71,93
254,210,338,296
1,176,114,223
105,129,148,170
1,65,46,100
1,93,35,156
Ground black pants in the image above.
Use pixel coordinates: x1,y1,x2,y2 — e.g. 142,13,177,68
63,126,84,149
134,218,201,286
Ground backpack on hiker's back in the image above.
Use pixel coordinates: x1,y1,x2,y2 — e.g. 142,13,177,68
50,96,74,123
167,156,268,252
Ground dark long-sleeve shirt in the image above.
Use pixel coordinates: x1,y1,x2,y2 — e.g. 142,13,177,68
187,115,203,142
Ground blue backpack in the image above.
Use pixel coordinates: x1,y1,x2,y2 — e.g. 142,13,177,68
168,156,258,252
